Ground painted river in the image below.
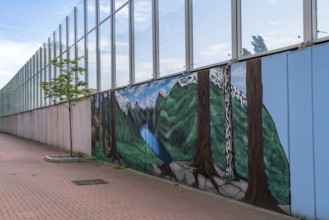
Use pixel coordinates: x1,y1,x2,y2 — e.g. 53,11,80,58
140,123,172,164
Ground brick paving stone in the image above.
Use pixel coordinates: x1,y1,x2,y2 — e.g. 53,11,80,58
0,133,297,220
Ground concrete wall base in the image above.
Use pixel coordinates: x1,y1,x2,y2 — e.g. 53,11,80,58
0,98,92,156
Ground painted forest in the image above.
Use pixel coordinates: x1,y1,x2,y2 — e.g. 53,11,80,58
91,64,290,213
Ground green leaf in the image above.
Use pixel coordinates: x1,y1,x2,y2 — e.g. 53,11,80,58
39,56,95,106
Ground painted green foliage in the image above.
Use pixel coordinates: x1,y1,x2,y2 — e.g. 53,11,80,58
91,94,108,162
210,83,226,169
153,82,197,162
41,57,95,157
92,90,162,173
231,96,290,205
115,97,162,174
91,69,289,205
152,71,289,205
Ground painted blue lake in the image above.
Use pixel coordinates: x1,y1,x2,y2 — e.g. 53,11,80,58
140,123,172,164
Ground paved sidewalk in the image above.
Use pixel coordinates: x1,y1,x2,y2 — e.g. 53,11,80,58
0,133,296,220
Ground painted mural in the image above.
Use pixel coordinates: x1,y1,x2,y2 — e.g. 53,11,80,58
91,63,290,214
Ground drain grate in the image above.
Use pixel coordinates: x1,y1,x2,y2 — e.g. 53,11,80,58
71,179,109,186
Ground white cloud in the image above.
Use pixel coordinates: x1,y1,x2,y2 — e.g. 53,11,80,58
0,38,40,88
126,86,136,94
135,1,152,23
232,66,245,78
259,29,302,51
116,0,128,9
100,5,111,15
116,41,129,48
150,79,165,89
200,43,230,59
235,79,246,90
116,5,129,19
244,18,303,52
159,58,185,75
148,91,158,101
56,4,73,16
135,62,153,82
0,23,40,34
134,83,148,96
99,38,111,49
168,78,178,88
231,64,246,92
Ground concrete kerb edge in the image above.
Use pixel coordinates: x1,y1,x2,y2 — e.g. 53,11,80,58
44,155,96,163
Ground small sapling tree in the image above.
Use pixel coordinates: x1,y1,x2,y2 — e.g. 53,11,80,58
40,57,95,157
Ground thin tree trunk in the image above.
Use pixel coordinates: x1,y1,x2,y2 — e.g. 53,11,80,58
91,96,96,155
192,70,219,192
69,102,73,157
91,94,98,156
243,58,282,213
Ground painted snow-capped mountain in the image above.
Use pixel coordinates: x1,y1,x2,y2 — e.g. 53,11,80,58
210,68,247,106
116,70,247,116
178,73,197,87
159,89,169,98
131,100,140,109
116,92,131,115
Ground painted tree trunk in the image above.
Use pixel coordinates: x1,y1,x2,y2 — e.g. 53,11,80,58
192,70,219,192
105,91,112,157
244,58,281,212
224,66,236,181
109,91,121,164
101,93,106,149
91,95,100,155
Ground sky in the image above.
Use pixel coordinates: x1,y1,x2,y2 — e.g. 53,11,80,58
0,0,79,89
1,0,327,90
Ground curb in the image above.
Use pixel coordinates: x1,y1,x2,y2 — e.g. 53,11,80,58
44,155,96,163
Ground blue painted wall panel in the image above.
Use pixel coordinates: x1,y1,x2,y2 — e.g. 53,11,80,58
288,48,315,219
312,42,329,220
262,53,289,162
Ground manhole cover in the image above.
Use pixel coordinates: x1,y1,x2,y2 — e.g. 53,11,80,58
71,179,109,186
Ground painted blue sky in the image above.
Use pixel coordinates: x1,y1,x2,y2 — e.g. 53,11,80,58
117,75,181,109
231,62,246,94
0,0,79,89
